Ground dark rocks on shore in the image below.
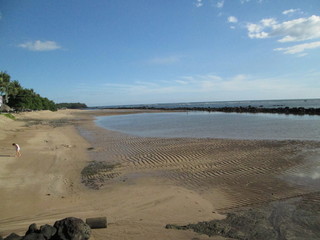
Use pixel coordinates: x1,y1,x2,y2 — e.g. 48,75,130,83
39,225,56,239
2,217,91,240
2,233,22,240
166,192,320,240
54,217,91,240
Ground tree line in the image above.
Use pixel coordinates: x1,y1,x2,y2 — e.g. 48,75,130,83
0,71,57,111
56,102,87,109
0,71,87,111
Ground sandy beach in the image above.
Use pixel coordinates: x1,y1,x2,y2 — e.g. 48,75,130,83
1,109,320,240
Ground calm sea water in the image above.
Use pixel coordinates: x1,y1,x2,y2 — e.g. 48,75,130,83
96,112,320,141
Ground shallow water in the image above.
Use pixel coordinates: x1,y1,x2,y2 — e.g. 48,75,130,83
96,112,320,141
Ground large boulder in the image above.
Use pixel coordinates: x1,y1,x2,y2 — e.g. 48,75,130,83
53,217,91,240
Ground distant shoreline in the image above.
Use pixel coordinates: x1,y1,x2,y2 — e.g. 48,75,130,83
101,106,320,116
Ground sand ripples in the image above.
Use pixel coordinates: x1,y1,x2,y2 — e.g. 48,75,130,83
79,125,320,210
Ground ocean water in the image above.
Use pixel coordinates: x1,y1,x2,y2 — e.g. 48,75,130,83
102,98,320,109
96,111,320,141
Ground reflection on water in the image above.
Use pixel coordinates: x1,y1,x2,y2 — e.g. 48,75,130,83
283,152,320,190
96,112,320,141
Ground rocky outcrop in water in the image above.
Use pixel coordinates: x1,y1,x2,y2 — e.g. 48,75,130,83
2,217,91,240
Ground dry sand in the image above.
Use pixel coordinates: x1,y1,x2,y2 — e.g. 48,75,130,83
0,109,319,240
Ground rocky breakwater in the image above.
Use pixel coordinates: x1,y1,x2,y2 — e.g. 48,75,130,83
1,217,91,240
112,106,320,115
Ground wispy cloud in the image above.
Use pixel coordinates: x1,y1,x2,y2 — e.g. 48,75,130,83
174,73,319,98
274,41,320,55
73,72,320,105
240,0,264,3
216,0,224,8
146,55,181,65
18,40,62,51
240,0,251,4
282,8,302,15
194,0,203,7
228,16,238,23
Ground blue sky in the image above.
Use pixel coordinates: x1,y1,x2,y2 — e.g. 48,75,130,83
0,0,320,106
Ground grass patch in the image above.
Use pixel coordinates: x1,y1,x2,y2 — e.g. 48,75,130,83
1,113,16,120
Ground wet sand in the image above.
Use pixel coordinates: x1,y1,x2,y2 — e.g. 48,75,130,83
0,109,319,240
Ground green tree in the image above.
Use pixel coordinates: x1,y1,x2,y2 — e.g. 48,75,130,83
2,71,58,112
0,72,22,104
0,71,11,103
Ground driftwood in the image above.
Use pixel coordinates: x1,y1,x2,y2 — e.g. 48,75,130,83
85,217,107,229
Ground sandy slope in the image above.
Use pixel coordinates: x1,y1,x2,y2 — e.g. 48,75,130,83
0,110,227,240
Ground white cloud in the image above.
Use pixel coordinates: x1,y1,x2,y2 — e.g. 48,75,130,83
246,15,320,55
228,16,238,23
247,23,268,39
247,15,320,42
240,0,250,4
18,40,61,51
260,18,277,27
275,16,320,42
195,0,203,7
282,9,301,15
216,0,224,8
274,41,320,55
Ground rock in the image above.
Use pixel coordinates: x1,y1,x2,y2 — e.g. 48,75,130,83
40,225,56,239
22,233,45,240
53,217,91,240
4,233,22,240
25,224,39,235
85,217,107,229
166,192,320,240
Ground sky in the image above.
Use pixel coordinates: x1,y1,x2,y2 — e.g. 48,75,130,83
0,0,320,106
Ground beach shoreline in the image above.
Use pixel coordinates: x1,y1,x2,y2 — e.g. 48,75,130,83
1,109,320,240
